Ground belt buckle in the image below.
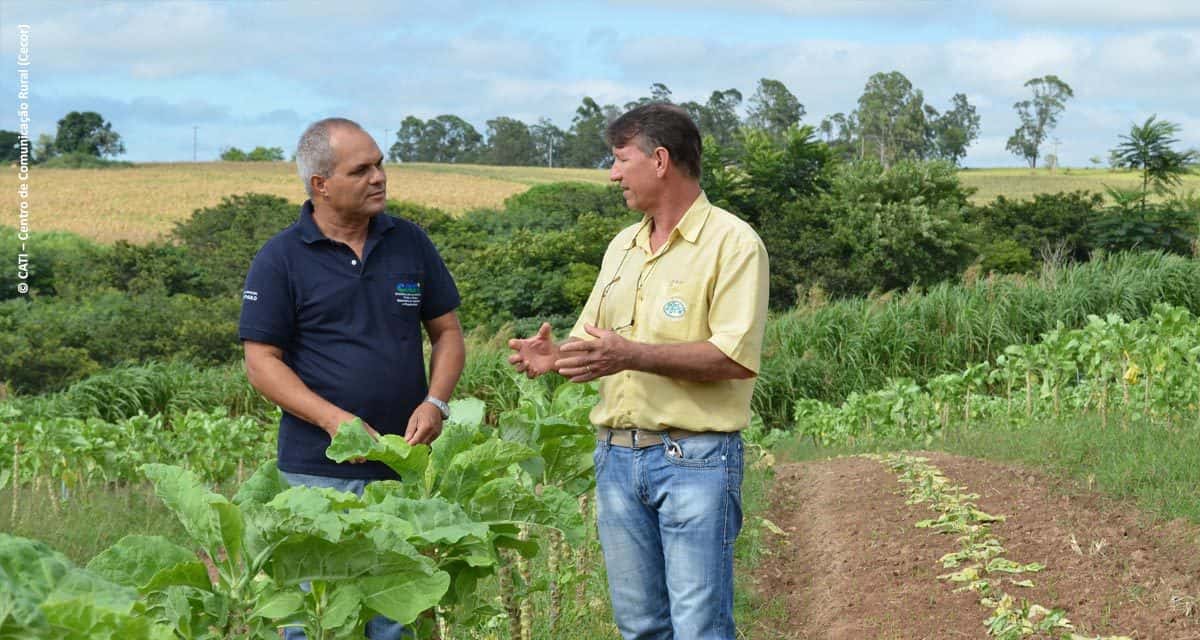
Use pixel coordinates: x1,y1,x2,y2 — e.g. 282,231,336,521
631,429,640,448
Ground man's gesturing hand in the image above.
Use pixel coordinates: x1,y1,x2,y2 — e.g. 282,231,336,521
507,322,559,378
556,324,634,383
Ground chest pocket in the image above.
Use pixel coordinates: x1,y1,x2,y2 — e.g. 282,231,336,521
386,271,423,336
647,278,707,343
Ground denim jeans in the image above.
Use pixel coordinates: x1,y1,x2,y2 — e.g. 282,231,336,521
593,431,744,640
279,471,410,640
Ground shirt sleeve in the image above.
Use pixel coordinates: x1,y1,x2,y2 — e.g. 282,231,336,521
416,227,461,321
707,236,769,374
238,247,295,349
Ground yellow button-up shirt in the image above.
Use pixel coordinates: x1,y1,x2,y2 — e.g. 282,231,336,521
569,191,769,432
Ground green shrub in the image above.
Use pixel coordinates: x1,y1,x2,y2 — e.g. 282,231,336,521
977,238,1035,275
170,193,298,296
965,191,1102,265
1091,205,1196,256
0,291,240,394
0,228,110,300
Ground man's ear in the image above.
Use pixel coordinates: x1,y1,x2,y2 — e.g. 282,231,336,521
654,147,670,178
311,175,327,198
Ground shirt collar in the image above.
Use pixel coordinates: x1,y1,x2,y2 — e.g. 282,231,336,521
633,190,712,250
297,199,395,245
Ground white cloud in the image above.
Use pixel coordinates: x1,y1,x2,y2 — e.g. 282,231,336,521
613,0,948,19
992,0,1200,26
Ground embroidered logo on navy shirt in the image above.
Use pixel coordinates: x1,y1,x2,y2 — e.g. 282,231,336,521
394,280,422,307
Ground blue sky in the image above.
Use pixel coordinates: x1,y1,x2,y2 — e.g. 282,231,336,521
1,0,1198,167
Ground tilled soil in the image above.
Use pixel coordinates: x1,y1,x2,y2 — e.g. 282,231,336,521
752,452,1200,639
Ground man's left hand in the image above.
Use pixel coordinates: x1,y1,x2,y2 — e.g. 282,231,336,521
405,402,444,445
556,324,635,383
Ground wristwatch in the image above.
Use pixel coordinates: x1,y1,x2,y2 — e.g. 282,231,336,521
424,395,450,420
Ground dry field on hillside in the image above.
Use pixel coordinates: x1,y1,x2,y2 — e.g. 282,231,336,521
2,162,1195,244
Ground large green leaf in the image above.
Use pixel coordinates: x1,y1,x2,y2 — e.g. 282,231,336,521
318,583,365,635
140,464,245,564
438,440,537,503
359,570,450,626
0,534,74,631
40,597,171,640
326,427,430,479
367,496,489,546
266,487,364,543
538,486,587,546
249,589,303,620
466,477,542,523
429,420,484,478
267,537,378,586
232,459,288,505
324,418,375,462
538,435,594,487
85,535,206,592
448,397,486,428
367,435,430,479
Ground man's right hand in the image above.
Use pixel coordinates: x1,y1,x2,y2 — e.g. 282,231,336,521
507,322,559,378
327,412,380,464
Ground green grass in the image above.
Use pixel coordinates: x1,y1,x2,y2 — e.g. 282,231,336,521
958,167,1200,204
938,411,1200,523
0,482,190,565
775,408,1200,525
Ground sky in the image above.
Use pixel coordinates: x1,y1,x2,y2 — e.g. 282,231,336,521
1,0,1198,168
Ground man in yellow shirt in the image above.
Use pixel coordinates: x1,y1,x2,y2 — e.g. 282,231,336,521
508,103,769,639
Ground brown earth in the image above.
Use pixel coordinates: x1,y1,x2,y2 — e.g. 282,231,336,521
752,452,1200,639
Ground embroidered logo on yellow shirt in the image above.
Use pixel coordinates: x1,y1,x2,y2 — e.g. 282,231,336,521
663,297,687,319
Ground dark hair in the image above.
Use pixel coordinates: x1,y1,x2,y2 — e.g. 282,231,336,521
605,103,702,179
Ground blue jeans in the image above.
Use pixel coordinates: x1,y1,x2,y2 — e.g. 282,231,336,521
593,431,744,640
280,471,410,640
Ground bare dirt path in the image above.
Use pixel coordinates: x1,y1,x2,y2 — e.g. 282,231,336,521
752,452,1200,639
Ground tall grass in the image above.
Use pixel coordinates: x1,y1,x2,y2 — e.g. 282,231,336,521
755,251,1200,428
5,360,273,422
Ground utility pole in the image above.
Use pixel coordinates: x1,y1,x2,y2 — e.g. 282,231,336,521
193,126,198,162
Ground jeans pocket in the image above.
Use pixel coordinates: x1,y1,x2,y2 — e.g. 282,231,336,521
724,436,744,544
662,433,726,469
593,441,610,476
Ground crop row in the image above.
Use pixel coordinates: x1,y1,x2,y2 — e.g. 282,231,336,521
796,304,1200,444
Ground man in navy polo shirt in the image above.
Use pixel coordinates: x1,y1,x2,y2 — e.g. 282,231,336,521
239,117,465,640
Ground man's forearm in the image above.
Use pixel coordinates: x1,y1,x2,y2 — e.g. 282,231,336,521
245,355,351,435
427,331,466,402
628,340,754,382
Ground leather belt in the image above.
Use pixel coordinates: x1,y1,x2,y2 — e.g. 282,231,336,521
596,426,702,449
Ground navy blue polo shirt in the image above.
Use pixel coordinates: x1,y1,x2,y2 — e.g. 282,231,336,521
239,200,460,479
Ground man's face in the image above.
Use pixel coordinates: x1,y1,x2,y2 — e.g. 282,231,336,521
319,127,387,217
609,139,659,213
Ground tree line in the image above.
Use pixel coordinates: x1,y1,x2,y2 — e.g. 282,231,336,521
2,72,1196,173
390,73,990,169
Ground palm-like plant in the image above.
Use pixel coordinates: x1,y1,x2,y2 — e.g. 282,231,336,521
1110,115,1198,210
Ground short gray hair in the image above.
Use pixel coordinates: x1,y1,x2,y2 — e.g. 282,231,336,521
296,117,364,197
